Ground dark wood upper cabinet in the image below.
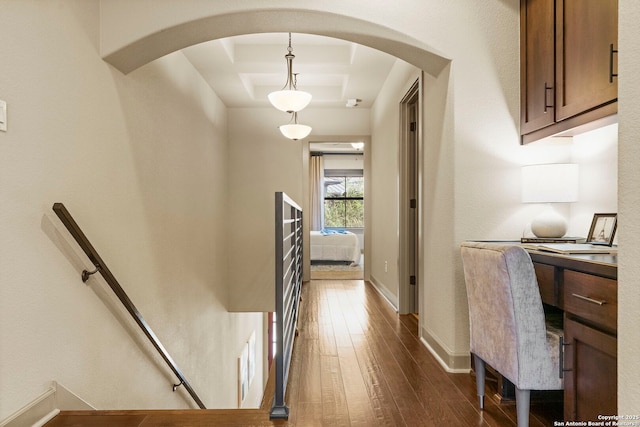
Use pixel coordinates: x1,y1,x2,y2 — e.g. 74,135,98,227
521,0,556,135
520,0,618,144
556,0,618,120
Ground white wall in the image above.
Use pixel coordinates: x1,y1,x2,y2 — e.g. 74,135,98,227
226,107,304,313
0,1,264,419
4,0,639,415
423,2,523,368
568,124,619,239
323,154,365,171
96,0,640,409
618,0,640,414
226,107,370,312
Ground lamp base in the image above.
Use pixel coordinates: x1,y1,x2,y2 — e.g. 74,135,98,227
531,206,568,238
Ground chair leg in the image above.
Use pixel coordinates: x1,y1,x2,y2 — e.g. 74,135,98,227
515,387,531,427
474,355,485,409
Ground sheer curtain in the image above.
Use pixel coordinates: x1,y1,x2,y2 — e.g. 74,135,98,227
310,154,324,231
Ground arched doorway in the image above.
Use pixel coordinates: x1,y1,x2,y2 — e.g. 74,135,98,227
99,3,455,366
100,8,449,78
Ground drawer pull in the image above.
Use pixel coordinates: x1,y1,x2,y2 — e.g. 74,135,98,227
572,293,606,306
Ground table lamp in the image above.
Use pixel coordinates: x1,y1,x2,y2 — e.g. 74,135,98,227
521,163,579,238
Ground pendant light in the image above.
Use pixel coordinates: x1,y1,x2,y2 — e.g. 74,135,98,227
268,33,312,113
279,112,312,140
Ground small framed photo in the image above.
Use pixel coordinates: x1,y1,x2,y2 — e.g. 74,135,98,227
586,213,617,246
238,343,249,407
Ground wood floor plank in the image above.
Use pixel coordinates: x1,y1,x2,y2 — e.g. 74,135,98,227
345,282,466,424
47,279,563,427
355,325,439,427
336,342,379,426
320,354,351,426
297,338,322,404
294,401,324,427
318,314,338,356
337,288,438,426
45,413,148,427
348,333,411,426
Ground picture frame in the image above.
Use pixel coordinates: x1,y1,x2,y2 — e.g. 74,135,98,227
248,331,256,386
586,213,617,246
237,343,249,407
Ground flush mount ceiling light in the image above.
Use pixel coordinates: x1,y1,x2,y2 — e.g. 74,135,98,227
346,98,361,108
268,33,312,113
279,112,312,140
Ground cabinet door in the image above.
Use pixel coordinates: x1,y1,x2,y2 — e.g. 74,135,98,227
555,0,618,121
563,317,617,421
520,0,556,134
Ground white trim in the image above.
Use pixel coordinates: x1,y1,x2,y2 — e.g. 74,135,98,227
0,387,55,427
419,336,471,374
368,275,398,311
0,381,94,427
32,410,60,427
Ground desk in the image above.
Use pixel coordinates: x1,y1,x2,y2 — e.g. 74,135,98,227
528,249,617,421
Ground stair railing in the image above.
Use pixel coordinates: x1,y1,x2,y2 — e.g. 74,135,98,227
270,192,303,419
52,202,206,409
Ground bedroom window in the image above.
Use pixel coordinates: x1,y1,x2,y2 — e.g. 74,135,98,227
323,172,364,228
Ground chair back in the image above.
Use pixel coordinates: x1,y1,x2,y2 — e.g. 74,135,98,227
460,242,558,389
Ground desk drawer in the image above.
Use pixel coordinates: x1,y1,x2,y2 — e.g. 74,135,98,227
563,270,617,331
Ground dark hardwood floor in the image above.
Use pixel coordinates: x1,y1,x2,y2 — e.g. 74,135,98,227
47,280,562,426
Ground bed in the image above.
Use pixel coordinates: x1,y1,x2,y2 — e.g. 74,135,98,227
310,229,361,265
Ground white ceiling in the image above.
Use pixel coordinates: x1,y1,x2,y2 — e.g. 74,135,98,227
309,142,365,153
182,32,398,110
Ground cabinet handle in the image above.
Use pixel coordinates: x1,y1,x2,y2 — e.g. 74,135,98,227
544,83,554,113
559,336,569,378
610,43,618,83
572,293,606,305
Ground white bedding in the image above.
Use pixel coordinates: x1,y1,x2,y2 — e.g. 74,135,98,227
310,230,360,264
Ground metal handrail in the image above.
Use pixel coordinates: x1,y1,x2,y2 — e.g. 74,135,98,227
52,203,206,409
270,192,303,419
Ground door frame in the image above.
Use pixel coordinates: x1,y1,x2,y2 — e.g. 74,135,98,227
398,78,422,315
301,136,372,283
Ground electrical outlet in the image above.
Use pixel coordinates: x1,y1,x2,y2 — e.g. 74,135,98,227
384,261,388,273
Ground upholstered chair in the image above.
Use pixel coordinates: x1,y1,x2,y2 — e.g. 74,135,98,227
460,242,563,427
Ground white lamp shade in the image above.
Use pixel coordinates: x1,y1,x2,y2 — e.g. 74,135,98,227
522,163,579,203
522,163,579,238
279,123,312,140
268,90,312,113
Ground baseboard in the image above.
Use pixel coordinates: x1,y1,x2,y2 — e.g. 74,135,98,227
420,328,471,374
53,381,94,411
368,275,398,310
0,381,94,427
0,386,56,427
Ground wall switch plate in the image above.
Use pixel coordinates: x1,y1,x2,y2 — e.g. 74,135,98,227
0,100,6,132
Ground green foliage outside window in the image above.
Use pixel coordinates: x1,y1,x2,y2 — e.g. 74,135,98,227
324,176,364,227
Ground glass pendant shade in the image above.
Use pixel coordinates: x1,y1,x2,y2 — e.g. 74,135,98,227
268,90,312,113
268,33,312,113
279,123,312,140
